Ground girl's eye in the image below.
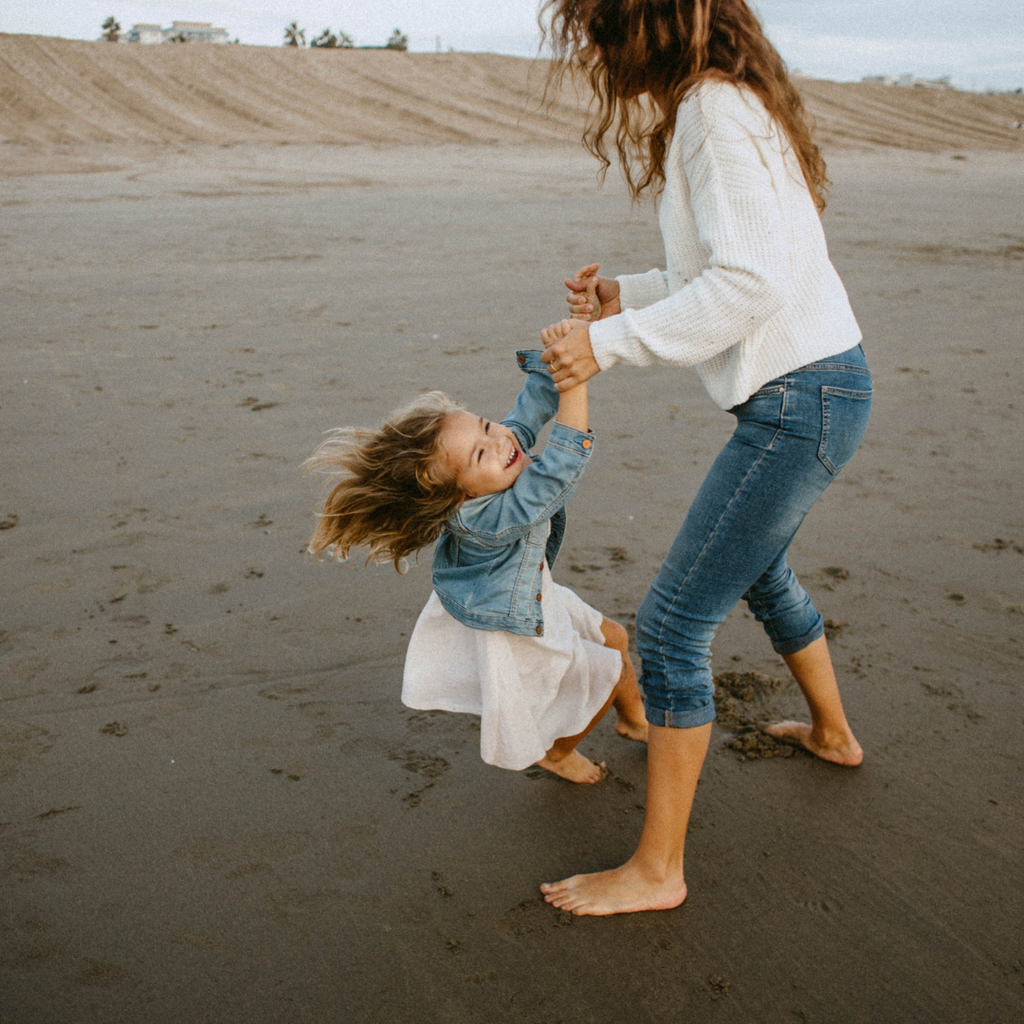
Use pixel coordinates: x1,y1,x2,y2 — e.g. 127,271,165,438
476,449,483,463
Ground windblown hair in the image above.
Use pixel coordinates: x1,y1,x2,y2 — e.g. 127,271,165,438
540,0,829,210
304,392,465,571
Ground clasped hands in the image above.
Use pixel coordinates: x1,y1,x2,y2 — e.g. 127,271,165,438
540,263,621,392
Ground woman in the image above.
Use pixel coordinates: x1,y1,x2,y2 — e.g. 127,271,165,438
537,0,872,916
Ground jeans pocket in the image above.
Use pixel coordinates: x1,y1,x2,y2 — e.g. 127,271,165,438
818,386,872,474
732,383,786,450
749,383,786,400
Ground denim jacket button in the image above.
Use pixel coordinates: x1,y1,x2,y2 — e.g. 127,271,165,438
539,561,544,571
536,593,542,602
517,354,526,365
535,625,543,635
581,438,592,449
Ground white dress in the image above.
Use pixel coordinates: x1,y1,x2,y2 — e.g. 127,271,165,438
401,566,622,770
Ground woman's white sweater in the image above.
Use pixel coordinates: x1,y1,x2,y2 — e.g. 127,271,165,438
588,80,862,410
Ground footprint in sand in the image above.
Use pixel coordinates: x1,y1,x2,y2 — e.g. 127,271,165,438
498,897,573,939
0,721,55,782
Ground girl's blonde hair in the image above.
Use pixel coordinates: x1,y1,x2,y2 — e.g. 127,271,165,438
305,392,465,571
540,0,830,211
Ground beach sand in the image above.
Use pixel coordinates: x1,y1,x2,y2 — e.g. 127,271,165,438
2,37,1023,1023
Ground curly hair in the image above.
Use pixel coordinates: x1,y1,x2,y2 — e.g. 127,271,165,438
540,0,829,210
304,392,466,571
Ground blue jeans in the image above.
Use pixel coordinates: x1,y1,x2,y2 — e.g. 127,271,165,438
637,345,873,729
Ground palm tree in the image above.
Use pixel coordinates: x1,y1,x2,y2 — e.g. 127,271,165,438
310,28,337,48
385,29,408,51
101,16,121,42
283,22,306,47
311,28,355,49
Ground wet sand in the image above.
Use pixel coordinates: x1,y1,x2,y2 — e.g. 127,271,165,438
2,45,1024,1024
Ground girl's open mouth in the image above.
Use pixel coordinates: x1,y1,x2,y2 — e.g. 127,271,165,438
505,446,520,469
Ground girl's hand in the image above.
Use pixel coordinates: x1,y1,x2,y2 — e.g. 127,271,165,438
565,263,621,321
540,318,576,347
541,319,600,392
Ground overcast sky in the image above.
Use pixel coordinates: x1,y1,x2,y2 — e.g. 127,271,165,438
2,1,1022,91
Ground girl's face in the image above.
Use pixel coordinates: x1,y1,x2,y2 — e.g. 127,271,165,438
441,411,531,498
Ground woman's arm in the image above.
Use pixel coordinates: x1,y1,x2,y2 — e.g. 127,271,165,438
541,319,600,392
566,265,671,320
565,263,621,321
541,317,596,407
586,84,789,372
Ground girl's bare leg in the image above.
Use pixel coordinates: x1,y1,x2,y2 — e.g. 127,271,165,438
763,634,863,766
537,616,645,783
541,722,711,914
537,684,618,784
599,617,648,743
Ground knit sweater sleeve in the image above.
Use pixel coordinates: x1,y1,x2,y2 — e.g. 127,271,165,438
589,84,788,370
615,268,670,311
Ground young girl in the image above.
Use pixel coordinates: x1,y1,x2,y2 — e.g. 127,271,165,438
306,322,647,784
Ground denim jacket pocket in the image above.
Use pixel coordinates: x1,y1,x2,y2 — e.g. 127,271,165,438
818,386,872,474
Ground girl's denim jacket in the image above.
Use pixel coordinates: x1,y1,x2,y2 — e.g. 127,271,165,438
431,351,595,637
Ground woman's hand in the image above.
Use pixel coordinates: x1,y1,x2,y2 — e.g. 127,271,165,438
566,263,621,321
541,319,600,392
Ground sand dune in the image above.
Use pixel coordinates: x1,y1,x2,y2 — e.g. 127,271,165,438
2,33,1023,152
799,78,1024,151
0,35,578,146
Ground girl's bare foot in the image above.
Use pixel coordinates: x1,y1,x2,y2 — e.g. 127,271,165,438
536,749,607,784
541,860,687,916
615,718,649,743
763,720,863,766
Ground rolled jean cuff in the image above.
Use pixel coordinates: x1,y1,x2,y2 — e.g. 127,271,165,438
769,616,824,656
643,697,717,730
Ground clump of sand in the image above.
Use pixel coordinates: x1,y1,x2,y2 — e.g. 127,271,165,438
713,671,804,761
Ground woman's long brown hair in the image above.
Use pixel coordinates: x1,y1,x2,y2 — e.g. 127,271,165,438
540,0,829,210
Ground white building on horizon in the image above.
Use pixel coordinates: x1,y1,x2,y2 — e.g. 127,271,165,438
863,73,953,90
122,24,162,44
897,73,953,90
123,21,230,44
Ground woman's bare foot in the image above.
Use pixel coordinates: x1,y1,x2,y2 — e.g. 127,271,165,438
763,720,863,766
775,637,862,765
615,717,649,743
540,860,687,916
536,749,607,784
